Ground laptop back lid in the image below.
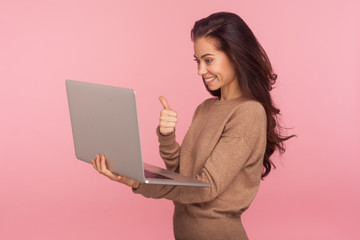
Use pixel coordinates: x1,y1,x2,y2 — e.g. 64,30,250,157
66,80,146,182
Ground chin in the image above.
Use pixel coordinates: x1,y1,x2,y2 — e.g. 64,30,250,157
208,86,220,91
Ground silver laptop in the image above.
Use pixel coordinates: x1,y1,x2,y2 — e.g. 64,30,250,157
66,80,211,187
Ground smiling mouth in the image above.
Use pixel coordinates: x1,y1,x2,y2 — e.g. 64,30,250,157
204,76,216,84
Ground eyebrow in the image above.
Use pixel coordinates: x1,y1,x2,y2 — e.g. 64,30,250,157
194,53,215,59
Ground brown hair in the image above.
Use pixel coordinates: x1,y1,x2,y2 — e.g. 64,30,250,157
191,12,295,178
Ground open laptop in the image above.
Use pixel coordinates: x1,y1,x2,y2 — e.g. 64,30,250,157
66,80,211,187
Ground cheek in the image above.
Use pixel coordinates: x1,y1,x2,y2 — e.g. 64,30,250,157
211,62,228,75
219,62,236,79
227,59,237,76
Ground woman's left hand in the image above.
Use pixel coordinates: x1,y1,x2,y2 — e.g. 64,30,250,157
91,154,140,189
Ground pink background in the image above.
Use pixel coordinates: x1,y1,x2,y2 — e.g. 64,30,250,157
1,0,359,239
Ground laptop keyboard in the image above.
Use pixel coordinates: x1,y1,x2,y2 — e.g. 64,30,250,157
144,170,173,180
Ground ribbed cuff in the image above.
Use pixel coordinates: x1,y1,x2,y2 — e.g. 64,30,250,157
156,126,176,146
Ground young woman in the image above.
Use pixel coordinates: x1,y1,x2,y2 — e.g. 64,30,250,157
92,12,293,240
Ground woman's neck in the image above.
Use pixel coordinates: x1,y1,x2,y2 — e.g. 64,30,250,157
220,80,242,101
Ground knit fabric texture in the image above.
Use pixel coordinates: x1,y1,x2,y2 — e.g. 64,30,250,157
133,96,267,239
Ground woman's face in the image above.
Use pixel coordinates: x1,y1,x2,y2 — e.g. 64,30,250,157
193,37,240,98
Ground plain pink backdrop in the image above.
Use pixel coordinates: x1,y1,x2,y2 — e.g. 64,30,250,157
1,0,359,239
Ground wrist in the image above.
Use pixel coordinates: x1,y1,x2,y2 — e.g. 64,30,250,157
132,182,140,189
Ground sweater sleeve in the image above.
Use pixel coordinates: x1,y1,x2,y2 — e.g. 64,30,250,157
156,103,203,172
133,103,266,204
156,126,180,172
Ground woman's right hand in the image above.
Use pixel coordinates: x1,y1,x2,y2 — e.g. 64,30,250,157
159,96,178,135
92,154,140,189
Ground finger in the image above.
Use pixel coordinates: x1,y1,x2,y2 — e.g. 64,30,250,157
98,155,117,179
160,115,178,123
159,121,176,128
94,154,101,171
160,127,174,135
92,157,99,172
161,109,177,117
159,96,171,110
100,154,112,173
91,156,97,170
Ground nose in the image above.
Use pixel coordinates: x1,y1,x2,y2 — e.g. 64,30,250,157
197,63,207,76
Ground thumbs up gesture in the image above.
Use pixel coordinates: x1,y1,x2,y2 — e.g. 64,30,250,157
159,96,178,136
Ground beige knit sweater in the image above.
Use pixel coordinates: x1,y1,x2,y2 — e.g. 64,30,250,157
133,96,267,240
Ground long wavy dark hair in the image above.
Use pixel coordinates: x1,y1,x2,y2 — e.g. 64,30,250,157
191,12,295,178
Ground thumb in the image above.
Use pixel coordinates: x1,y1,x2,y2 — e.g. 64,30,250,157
159,96,171,110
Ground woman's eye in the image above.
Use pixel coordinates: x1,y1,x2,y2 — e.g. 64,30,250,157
205,59,213,63
194,58,200,64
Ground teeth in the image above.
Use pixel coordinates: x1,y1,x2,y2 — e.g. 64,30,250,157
204,76,216,82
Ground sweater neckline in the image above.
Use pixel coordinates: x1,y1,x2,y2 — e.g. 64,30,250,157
212,96,244,106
